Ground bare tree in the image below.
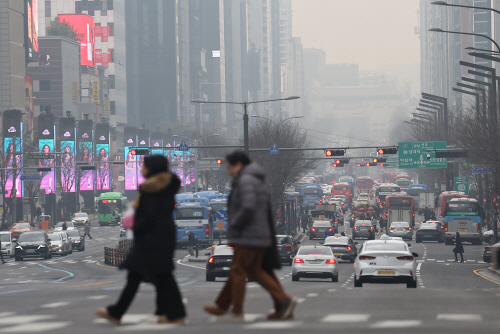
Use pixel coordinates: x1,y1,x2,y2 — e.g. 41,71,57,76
197,134,233,192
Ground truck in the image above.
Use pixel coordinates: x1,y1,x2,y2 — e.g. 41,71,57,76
418,192,436,214
310,204,339,233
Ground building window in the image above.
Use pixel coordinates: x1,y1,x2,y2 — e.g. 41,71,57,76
107,22,114,36
39,80,51,91
39,105,51,113
45,1,51,17
110,101,116,115
107,0,113,10
109,75,115,89
87,1,94,16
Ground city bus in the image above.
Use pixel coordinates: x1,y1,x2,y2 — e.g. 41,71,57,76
385,194,415,227
331,183,352,206
339,176,355,197
173,202,213,247
407,184,428,213
375,183,400,209
443,198,483,245
356,176,374,195
436,191,468,220
301,183,323,210
97,192,128,226
395,175,412,191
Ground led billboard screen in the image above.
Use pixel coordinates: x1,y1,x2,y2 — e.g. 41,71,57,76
59,118,76,192
58,14,95,68
3,110,23,198
137,129,149,187
25,0,39,62
124,127,137,190
95,123,110,190
38,113,55,194
77,120,94,191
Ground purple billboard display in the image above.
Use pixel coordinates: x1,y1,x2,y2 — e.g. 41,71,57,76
95,123,110,190
137,129,149,187
59,118,76,192
3,110,23,198
77,120,94,191
38,113,55,194
124,127,138,190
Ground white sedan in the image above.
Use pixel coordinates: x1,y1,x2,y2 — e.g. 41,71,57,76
354,235,418,288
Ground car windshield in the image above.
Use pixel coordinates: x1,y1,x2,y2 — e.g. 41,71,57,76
298,247,333,256
313,222,331,227
364,242,407,251
391,222,409,227
74,213,87,218
355,221,372,226
0,234,10,242
48,234,61,241
13,223,30,229
18,233,45,242
66,231,81,237
276,236,289,244
419,223,437,230
213,246,234,256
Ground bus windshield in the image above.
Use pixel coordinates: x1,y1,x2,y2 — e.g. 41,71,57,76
175,207,205,219
98,199,122,215
303,188,320,196
387,197,413,207
408,188,426,196
334,185,349,191
396,180,411,187
445,202,480,216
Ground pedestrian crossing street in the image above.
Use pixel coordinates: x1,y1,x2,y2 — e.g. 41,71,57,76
0,311,492,332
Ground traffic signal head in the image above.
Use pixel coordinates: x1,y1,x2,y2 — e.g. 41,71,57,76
325,149,345,157
367,162,378,167
372,158,378,163
377,157,387,163
377,148,398,155
130,148,149,155
216,159,223,164
332,163,344,168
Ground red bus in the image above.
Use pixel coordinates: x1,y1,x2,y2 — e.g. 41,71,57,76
436,191,469,219
331,183,352,204
356,177,374,195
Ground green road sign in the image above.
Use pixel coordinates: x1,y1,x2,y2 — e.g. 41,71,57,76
454,176,469,195
398,141,447,169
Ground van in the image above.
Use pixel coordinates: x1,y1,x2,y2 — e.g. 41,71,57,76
0,231,14,258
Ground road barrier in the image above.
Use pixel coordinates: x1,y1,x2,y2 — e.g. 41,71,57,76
104,240,134,267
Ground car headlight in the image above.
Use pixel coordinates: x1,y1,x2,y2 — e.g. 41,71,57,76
74,240,80,243
16,246,23,250
59,244,63,247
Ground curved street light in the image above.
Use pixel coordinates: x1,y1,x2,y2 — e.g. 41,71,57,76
431,1,500,16
429,28,500,52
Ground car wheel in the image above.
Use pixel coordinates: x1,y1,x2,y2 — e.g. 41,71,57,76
332,275,338,282
15,257,22,261
206,273,216,281
354,278,362,287
292,274,299,281
407,280,417,288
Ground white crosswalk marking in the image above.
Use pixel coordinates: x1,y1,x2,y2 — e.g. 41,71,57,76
116,323,179,331
41,302,70,308
0,316,55,325
370,320,422,328
0,322,72,332
87,295,110,300
437,314,483,321
245,321,303,329
322,314,370,323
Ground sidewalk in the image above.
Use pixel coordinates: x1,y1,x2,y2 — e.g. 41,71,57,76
487,267,500,278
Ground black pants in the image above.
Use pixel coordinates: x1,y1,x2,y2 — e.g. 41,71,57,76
84,232,92,239
0,248,5,263
107,271,186,320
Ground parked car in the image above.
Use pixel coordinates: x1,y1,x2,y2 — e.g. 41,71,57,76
483,230,500,245
14,231,52,261
276,234,299,265
0,231,15,258
65,229,85,251
9,222,33,239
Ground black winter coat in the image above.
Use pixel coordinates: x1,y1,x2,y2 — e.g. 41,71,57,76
453,234,464,254
121,172,180,274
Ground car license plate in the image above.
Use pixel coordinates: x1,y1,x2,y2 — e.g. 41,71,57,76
459,228,467,233
26,249,35,253
334,253,341,256
378,270,395,275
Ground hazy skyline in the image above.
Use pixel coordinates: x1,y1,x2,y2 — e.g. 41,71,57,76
291,0,421,71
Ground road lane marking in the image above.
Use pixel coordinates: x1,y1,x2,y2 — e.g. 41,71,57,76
437,260,445,263
115,323,179,331
370,320,422,328
0,315,55,325
417,263,422,271
87,295,110,300
38,263,74,282
245,321,302,329
41,302,70,308
437,314,482,321
322,314,370,322
67,281,116,288
209,313,264,323
95,262,118,269
0,289,36,295
473,269,500,286
175,258,205,271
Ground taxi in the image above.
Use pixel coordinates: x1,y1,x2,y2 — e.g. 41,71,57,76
9,222,33,238
354,234,418,288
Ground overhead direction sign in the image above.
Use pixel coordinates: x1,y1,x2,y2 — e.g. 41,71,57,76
472,167,494,174
178,141,189,152
270,143,280,155
398,141,447,169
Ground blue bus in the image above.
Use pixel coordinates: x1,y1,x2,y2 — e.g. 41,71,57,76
209,199,229,238
301,184,322,210
173,202,213,247
444,198,483,245
407,184,428,211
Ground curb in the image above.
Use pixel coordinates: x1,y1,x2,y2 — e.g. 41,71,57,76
487,267,500,278
187,256,209,263
294,232,306,243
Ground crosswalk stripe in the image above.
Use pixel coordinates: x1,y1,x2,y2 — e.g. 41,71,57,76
115,323,179,331
245,321,303,329
437,314,482,321
0,322,72,332
370,320,422,328
322,314,370,323
0,315,55,325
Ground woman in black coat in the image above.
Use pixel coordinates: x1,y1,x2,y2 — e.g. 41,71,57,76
453,232,465,263
96,155,186,325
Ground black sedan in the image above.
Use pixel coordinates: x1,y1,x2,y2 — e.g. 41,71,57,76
416,223,445,243
66,229,85,251
206,245,233,281
276,234,299,265
14,231,52,261
309,221,336,240
323,235,358,263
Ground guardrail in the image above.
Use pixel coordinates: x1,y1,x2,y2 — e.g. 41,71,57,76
104,240,134,267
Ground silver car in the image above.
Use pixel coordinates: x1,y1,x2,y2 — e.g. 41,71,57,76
352,220,375,239
0,232,14,258
388,221,413,241
48,233,70,256
292,246,339,282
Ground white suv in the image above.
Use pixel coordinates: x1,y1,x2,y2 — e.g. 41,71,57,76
0,232,15,258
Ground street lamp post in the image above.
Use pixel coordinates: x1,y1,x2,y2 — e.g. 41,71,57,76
191,96,300,154
429,28,500,53
431,1,500,16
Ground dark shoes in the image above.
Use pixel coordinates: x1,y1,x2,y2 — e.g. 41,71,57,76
157,316,185,324
280,297,298,319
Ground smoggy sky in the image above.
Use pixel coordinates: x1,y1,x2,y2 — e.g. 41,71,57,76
291,0,421,71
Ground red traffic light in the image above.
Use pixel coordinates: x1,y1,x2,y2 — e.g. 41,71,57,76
130,149,137,155
325,150,333,157
377,148,398,155
373,158,378,163
365,163,370,167
377,148,384,155
216,159,223,164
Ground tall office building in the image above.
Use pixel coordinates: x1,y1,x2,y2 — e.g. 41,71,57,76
39,0,127,128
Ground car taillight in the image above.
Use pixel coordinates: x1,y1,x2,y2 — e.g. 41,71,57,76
206,224,210,237
354,226,358,230
341,212,344,217
397,256,414,261
347,246,352,251
378,199,381,203
370,226,374,229
284,245,292,250
325,259,337,264
406,227,412,231
478,224,481,232
327,228,333,231
311,228,317,231
359,255,376,260
388,227,394,230
208,257,214,263
444,223,448,232
413,212,415,217
294,258,304,263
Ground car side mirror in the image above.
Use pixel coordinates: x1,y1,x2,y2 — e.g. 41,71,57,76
205,252,211,256
412,252,419,258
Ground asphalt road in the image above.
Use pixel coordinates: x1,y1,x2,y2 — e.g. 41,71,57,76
1,215,499,333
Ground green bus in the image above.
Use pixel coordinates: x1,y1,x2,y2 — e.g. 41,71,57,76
97,192,128,226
